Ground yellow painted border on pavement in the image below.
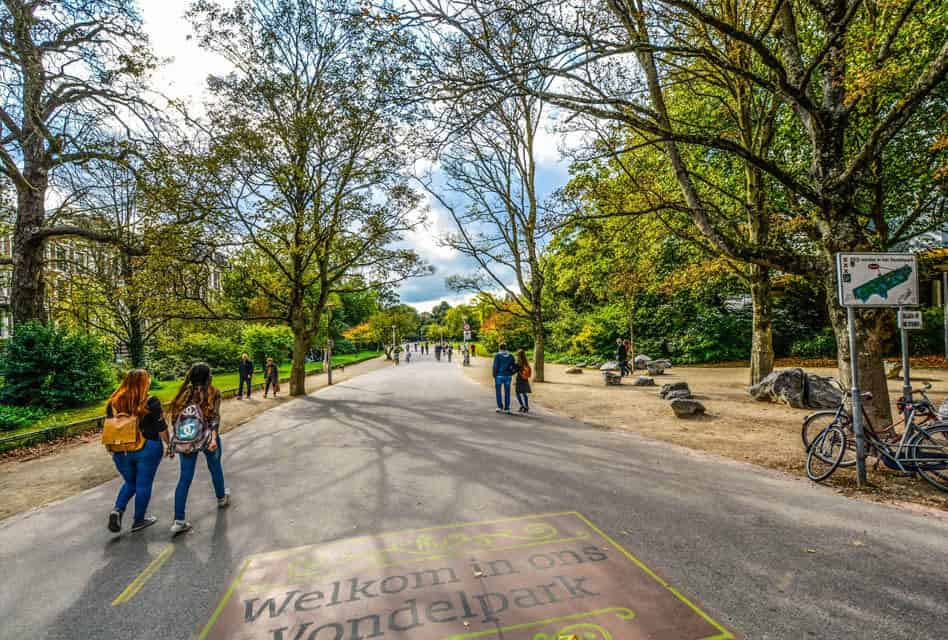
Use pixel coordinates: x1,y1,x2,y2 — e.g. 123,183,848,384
112,544,175,606
573,513,736,640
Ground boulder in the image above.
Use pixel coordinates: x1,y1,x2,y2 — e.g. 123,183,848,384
647,364,665,376
650,359,673,369
599,361,620,371
633,354,651,369
575,361,588,368
660,382,690,399
671,398,706,417
748,368,842,410
632,376,655,386
665,389,692,400
565,366,583,374
884,361,902,380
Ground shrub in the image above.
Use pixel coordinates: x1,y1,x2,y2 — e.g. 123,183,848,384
789,327,838,358
241,324,294,367
0,404,50,432
148,354,189,381
0,322,115,409
330,337,357,355
176,333,242,371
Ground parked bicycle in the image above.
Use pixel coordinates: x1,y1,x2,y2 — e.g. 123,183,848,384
802,382,948,491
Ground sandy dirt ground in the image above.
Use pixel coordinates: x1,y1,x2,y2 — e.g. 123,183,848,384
465,357,948,512
0,357,389,521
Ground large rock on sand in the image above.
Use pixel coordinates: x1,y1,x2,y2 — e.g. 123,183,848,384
671,399,706,417
565,366,583,374
660,382,690,399
633,354,651,369
748,368,842,410
632,376,655,386
665,388,692,400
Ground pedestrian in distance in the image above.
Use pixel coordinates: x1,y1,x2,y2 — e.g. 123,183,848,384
263,357,280,398
104,369,169,533
447,345,453,363
237,352,254,399
617,339,630,377
492,343,518,414
406,349,412,363
435,344,442,361
515,349,532,413
471,343,476,358
168,363,230,535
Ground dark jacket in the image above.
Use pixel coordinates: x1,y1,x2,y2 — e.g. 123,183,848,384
106,396,166,441
492,350,517,378
239,359,254,378
616,343,628,361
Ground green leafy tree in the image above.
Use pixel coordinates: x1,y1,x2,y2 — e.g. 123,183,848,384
186,0,429,395
0,322,114,408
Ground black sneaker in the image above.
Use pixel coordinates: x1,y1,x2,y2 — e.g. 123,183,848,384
108,510,123,532
131,516,157,532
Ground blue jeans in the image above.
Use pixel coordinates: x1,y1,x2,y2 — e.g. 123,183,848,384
239,376,252,397
174,434,226,520
113,438,164,523
495,376,512,410
517,393,529,409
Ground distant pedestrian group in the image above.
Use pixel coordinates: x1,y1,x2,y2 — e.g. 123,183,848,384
102,363,231,536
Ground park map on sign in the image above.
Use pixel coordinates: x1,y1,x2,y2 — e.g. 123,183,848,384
198,513,736,640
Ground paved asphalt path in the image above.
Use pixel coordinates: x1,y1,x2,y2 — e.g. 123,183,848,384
1,358,947,640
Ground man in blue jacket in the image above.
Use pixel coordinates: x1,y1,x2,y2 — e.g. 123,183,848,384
492,343,516,414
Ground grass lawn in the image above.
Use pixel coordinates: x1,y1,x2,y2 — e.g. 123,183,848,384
2,351,381,437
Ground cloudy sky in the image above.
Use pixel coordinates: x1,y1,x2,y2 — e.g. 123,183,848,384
138,0,571,313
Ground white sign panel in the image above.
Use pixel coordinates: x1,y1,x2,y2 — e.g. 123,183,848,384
837,253,919,307
899,309,923,330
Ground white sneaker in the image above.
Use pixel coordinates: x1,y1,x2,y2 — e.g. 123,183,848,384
170,520,192,535
218,489,231,508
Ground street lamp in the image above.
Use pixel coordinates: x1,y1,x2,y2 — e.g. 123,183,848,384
392,324,397,364
326,302,334,386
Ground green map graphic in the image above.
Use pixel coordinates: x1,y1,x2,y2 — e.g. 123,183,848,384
853,265,912,302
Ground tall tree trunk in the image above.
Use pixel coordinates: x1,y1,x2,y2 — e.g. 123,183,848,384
11,182,47,324
749,265,774,385
532,313,545,383
823,265,893,426
290,317,311,397
126,304,146,369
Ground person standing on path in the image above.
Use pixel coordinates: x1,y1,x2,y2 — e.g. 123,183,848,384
447,345,453,363
168,364,229,535
616,339,629,377
237,353,254,399
263,357,280,397
106,369,169,533
515,349,532,413
492,343,517,414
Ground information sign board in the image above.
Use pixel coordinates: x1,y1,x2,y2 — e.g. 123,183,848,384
898,309,923,330
837,253,918,307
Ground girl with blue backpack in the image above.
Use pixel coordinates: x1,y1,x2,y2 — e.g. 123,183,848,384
168,363,230,535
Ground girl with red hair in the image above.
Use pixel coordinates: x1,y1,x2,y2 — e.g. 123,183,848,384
107,369,168,533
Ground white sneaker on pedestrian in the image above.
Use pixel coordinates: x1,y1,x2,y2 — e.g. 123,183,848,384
108,509,123,532
171,520,192,535
131,515,157,532
218,489,231,508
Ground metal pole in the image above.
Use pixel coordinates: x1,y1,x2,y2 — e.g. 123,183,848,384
941,271,948,360
899,309,911,424
326,305,333,386
848,306,868,487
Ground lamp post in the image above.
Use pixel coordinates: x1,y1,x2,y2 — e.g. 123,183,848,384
392,324,397,364
326,303,334,385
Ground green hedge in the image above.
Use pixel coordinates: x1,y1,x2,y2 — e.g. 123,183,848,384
0,322,114,409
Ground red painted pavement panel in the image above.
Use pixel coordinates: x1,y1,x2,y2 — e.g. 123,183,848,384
198,512,737,640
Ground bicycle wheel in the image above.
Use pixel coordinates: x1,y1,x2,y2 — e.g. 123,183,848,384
908,424,948,492
802,411,857,467
806,426,847,482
